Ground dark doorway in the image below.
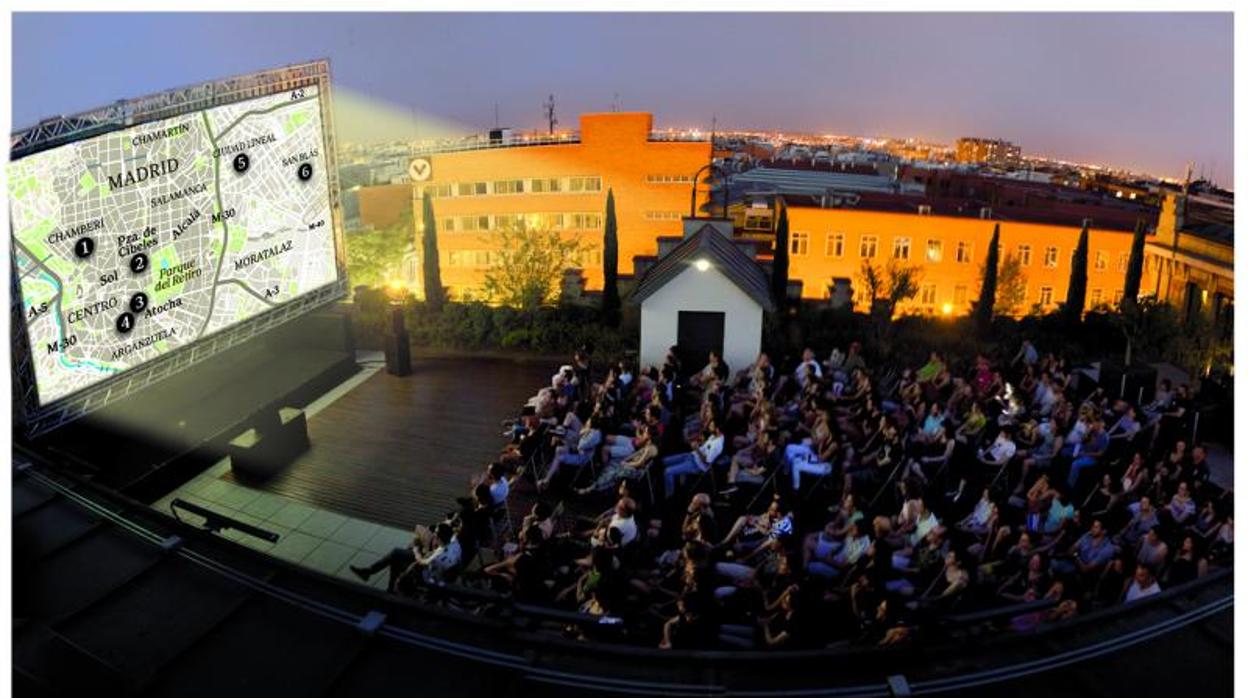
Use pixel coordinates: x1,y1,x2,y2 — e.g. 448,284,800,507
1183,282,1202,324
676,311,725,378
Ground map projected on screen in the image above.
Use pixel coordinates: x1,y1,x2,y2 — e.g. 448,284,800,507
9,84,339,406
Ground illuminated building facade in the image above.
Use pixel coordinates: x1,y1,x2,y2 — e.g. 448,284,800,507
1144,191,1234,335
955,137,1022,167
408,112,711,299
782,203,1136,315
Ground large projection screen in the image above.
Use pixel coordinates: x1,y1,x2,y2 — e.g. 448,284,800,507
9,61,347,435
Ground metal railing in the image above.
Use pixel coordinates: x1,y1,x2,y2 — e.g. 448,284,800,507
16,448,1234,697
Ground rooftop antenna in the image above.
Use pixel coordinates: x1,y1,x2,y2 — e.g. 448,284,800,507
494,102,500,129
542,94,558,135
612,92,620,112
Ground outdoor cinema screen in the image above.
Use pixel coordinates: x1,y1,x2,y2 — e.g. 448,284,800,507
9,83,340,407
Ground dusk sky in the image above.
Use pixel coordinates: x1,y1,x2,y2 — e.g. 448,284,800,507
12,12,1234,183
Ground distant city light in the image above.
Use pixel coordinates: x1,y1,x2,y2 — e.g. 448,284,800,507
694,259,711,272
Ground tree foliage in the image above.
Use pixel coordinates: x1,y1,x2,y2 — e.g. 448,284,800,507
421,192,445,310
771,202,791,311
601,188,621,327
345,210,414,288
994,253,1028,317
1062,224,1089,324
1120,218,1147,312
482,226,583,311
857,258,922,335
973,223,1000,333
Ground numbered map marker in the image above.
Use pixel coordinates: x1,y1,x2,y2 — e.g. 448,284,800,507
297,163,313,181
74,237,95,259
130,292,149,313
233,152,250,174
116,312,135,334
129,253,149,274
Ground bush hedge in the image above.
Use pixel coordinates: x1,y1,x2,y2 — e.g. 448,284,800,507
351,286,636,357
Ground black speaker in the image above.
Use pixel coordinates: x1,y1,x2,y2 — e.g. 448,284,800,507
383,305,412,376
384,332,411,376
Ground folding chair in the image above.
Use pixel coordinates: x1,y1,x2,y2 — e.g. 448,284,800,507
800,464,840,504
867,457,908,510
744,466,781,512
690,465,718,499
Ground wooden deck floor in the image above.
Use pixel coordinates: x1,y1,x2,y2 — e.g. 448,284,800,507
224,358,555,530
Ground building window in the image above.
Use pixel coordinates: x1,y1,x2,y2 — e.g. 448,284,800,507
825,232,845,258
529,178,562,193
859,235,878,259
955,241,973,264
790,231,810,256
1038,286,1054,306
1044,246,1059,268
1017,244,1031,266
494,214,524,231
1094,250,1108,271
1113,289,1124,305
920,284,937,306
569,213,602,229
457,181,487,196
492,179,524,195
1118,252,1130,272
569,176,602,192
645,174,695,184
893,237,911,260
1090,288,1103,306
953,285,968,307
744,213,772,230
926,239,943,262
441,218,456,232
644,211,682,221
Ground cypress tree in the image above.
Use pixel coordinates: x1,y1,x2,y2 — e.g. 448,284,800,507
421,191,444,311
601,188,621,327
1120,219,1146,312
974,223,1000,334
1063,223,1089,324
771,202,790,311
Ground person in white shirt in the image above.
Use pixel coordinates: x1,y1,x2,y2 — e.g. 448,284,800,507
604,497,639,547
617,362,634,388
661,419,725,498
795,348,823,388
351,521,461,592
949,426,1015,501
1123,563,1161,602
485,461,510,506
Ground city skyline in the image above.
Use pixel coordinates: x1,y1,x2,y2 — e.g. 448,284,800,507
12,12,1235,184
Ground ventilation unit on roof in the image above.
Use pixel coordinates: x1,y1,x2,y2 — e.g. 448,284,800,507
918,204,932,216
1083,217,1093,228
979,207,992,219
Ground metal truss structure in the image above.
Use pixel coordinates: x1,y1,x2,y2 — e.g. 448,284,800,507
11,60,348,437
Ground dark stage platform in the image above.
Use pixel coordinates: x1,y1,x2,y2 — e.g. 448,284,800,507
223,357,554,530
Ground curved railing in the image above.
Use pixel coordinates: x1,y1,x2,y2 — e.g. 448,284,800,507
18,445,1232,696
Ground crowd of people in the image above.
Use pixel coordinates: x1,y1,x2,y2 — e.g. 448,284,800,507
351,340,1233,650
